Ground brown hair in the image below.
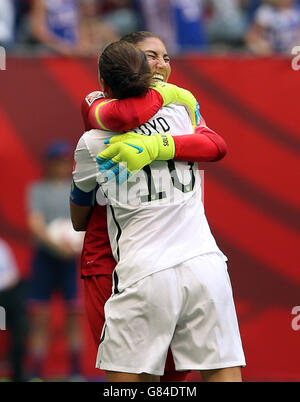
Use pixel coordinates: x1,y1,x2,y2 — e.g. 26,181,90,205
98,41,152,99
121,30,165,46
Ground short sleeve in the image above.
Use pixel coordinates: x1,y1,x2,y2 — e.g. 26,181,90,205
73,135,99,193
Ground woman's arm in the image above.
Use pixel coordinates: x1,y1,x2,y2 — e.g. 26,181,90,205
70,199,92,232
82,83,198,131
82,89,164,132
173,118,227,162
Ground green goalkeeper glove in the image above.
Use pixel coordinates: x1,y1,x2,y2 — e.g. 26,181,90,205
152,82,199,126
96,132,175,184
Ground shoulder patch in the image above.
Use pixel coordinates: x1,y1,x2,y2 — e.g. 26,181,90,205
85,91,105,106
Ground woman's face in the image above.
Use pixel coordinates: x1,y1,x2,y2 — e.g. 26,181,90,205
137,37,171,83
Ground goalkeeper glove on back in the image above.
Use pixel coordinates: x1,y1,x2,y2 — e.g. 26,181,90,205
96,132,175,184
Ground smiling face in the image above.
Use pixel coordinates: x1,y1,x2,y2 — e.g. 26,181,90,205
136,37,171,83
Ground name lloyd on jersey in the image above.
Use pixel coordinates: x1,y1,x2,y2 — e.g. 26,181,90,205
132,117,170,135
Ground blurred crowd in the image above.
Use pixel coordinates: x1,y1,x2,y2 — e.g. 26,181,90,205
0,141,84,382
0,0,300,56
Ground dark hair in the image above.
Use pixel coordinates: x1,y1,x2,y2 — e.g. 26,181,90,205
45,140,72,160
121,30,165,46
99,41,152,99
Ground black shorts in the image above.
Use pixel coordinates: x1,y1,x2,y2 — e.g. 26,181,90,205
28,248,78,304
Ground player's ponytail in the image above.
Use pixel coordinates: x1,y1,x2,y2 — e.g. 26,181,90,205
99,41,152,99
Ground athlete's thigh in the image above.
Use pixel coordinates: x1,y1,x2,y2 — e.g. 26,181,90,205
83,274,113,347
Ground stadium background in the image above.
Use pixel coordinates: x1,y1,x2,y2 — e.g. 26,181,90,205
0,53,299,381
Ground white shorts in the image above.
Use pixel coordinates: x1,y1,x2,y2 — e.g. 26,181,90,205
96,253,246,375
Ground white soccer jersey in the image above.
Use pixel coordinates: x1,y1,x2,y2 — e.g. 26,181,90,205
73,103,227,292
